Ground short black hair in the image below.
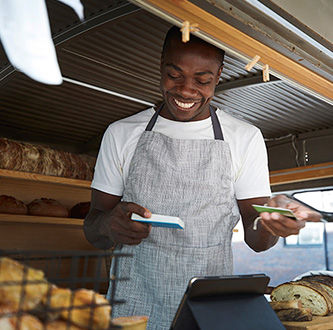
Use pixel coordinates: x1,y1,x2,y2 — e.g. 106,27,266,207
162,26,225,67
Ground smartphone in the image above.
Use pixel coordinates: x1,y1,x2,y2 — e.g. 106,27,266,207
252,204,298,220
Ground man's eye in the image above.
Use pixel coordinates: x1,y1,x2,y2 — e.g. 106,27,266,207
197,80,211,85
167,74,178,79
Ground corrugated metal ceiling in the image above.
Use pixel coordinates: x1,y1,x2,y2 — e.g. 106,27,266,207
0,0,332,157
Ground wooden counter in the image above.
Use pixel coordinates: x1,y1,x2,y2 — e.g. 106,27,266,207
283,314,333,330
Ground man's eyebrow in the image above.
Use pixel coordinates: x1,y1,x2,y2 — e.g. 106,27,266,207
165,64,214,76
165,64,182,72
195,71,214,76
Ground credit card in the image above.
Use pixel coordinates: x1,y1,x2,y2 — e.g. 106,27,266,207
252,204,298,220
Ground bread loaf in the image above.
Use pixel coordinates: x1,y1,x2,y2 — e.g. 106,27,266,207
306,275,333,287
0,138,96,180
0,195,28,215
269,300,303,311
274,308,313,322
70,202,91,219
302,275,333,299
27,198,69,218
271,280,333,316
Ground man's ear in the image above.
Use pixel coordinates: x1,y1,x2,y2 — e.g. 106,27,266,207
216,65,224,85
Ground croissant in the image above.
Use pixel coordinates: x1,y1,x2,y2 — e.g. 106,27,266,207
0,257,49,311
44,319,85,329
43,287,111,330
111,316,149,330
0,314,43,330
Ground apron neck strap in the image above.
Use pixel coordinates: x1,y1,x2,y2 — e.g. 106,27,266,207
145,104,163,131
209,105,224,140
145,104,224,141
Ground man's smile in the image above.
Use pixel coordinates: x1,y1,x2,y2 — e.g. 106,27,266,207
173,98,196,110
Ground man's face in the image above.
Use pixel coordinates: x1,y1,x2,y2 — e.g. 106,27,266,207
160,39,223,122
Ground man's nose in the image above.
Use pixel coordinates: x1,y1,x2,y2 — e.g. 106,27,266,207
176,79,198,98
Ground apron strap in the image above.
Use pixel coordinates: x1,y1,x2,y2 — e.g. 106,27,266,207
145,104,224,141
209,105,224,140
145,104,163,131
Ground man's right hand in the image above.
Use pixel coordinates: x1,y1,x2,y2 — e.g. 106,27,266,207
84,189,152,249
105,201,152,245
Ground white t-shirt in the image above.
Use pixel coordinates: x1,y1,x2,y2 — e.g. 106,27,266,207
92,107,271,200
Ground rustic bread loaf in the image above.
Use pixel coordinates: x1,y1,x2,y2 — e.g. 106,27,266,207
70,202,91,219
0,195,28,215
274,308,313,322
0,138,22,171
302,275,333,299
0,137,96,180
307,275,333,287
271,280,333,316
27,198,69,218
269,300,303,311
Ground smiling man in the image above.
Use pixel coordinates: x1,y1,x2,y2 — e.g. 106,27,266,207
84,26,321,330
159,30,223,122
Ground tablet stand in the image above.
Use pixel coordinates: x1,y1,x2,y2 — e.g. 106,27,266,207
170,275,285,330
171,293,284,330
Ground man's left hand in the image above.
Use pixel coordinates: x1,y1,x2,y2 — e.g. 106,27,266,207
259,194,322,237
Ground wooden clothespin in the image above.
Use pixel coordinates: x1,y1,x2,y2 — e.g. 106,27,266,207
180,21,199,43
263,64,270,82
245,55,261,71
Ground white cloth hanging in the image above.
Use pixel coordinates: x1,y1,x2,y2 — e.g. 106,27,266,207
0,0,84,85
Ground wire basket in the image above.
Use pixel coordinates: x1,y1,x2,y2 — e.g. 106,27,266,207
0,249,132,329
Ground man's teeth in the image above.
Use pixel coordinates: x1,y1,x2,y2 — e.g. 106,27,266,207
174,99,195,109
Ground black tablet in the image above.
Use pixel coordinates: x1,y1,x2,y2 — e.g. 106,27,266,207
170,274,284,330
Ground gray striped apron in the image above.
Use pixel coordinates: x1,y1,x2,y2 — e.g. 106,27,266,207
107,105,240,330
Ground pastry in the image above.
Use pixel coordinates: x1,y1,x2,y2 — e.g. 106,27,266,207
44,320,85,330
0,257,49,311
43,287,111,330
111,316,149,330
0,314,44,330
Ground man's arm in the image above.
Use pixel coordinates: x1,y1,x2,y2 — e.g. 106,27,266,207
84,189,152,250
238,195,322,253
238,197,279,252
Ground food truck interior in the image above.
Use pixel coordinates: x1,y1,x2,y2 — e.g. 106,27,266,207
0,0,332,293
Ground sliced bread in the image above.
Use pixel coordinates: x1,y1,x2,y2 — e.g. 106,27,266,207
271,280,333,316
274,308,313,322
302,276,333,299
